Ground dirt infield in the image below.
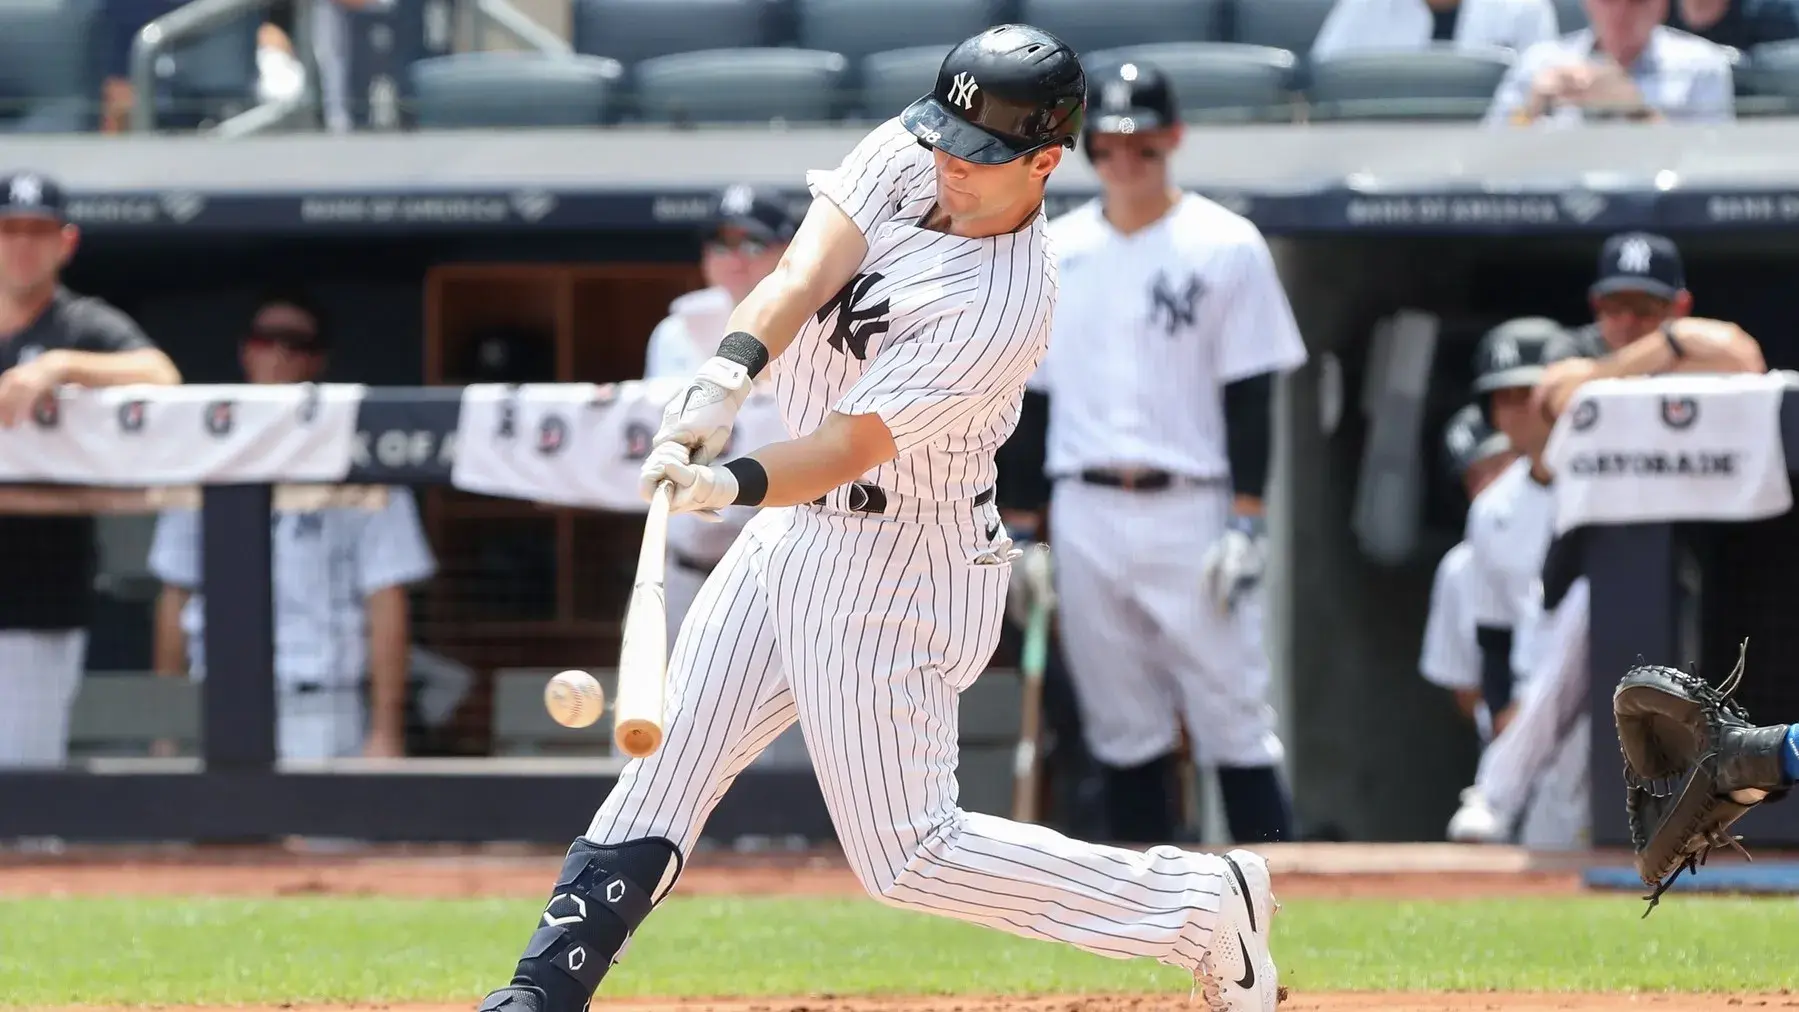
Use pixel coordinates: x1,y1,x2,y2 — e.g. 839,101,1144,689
3,843,1783,1012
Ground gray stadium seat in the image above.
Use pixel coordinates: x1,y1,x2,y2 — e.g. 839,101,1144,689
572,0,774,65
410,53,623,127
797,0,994,63
1553,0,1587,31
1085,43,1298,122
1018,0,1226,53
634,48,848,124
0,0,92,132
1741,40,1799,115
1232,0,1336,55
1306,45,1514,120
860,45,948,119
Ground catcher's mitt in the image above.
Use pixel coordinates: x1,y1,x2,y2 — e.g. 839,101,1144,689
1613,640,1792,916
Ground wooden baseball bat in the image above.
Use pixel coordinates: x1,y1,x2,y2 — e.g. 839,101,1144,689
613,480,673,758
1010,591,1051,824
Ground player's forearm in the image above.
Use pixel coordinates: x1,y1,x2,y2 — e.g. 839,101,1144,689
152,586,189,675
44,348,181,387
1602,319,1766,379
1222,372,1273,508
365,586,410,749
730,411,896,507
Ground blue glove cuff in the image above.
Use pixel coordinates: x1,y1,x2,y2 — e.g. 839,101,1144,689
1228,513,1267,539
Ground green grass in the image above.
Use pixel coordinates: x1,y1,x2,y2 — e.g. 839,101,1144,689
2,894,1798,1005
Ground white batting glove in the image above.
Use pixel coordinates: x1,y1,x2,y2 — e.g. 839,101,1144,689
1200,514,1267,614
1006,542,1056,627
656,357,754,465
639,441,739,522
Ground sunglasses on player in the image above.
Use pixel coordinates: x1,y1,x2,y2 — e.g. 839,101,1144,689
245,325,323,352
704,234,772,257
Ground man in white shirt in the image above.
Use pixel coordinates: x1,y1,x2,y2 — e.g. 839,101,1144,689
1419,403,1517,740
1033,60,1308,845
1486,0,1735,125
1313,0,1559,60
149,292,437,760
642,185,796,640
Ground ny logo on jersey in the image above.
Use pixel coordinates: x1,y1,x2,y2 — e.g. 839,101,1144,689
817,272,890,360
948,72,979,110
1148,271,1203,336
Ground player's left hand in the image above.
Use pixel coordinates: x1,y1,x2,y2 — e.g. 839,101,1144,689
655,357,754,464
639,441,738,521
0,356,61,428
1200,514,1267,614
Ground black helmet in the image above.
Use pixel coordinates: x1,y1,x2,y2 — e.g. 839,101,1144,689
1470,316,1574,395
1441,402,1510,479
1085,59,1179,138
901,24,1086,165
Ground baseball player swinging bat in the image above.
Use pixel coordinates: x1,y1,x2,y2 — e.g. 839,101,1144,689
613,480,673,758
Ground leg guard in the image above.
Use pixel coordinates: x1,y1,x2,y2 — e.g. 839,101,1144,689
1217,765,1294,843
489,837,682,1012
1102,754,1179,843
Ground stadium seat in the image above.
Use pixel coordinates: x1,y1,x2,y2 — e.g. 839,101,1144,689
0,0,93,132
1552,0,1587,31
571,0,776,65
859,45,948,119
156,12,260,129
1232,0,1336,55
796,0,994,64
410,53,624,127
634,47,848,124
1018,0,1226,53
1742,40,1799,115
1306,46,1514,120
1085,43,1298,122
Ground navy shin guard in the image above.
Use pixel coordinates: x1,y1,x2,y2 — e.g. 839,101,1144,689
506,837,682,1012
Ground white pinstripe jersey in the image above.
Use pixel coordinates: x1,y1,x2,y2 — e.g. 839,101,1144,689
1032,194,1306,479
785,116,1055,502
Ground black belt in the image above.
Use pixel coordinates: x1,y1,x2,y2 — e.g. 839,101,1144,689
1075,468,1197,491
670,549,719,575
811,483,994,515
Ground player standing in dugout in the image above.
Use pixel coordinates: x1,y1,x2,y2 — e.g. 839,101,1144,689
472,25,1282,1012
0,171,181,767
1013,59,1308,845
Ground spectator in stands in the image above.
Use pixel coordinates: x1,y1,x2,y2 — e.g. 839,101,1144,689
315,0,397,131
1312,0,1559,61
1668,0,1799,52
148,290,436,760
1486,0,1736,124
1534,231,1766,415
0,171,180,768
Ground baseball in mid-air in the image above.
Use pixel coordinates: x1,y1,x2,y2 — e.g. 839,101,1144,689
545,670,605,728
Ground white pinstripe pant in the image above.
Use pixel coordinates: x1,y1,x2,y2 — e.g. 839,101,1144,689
0,630,88,768
589,499,1229,971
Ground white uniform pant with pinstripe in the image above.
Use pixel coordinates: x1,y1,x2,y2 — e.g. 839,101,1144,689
1050,479,1284,769
588,498,1230,971
0,630,87,767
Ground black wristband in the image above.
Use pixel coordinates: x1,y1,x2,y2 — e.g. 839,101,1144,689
723,457,769,506
717,331,771,378
1662,320,1685,360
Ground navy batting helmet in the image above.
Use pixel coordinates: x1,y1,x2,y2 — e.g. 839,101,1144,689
1441,402,1511,479
901,24,1086,165
1471,316,1574,395
1085,59,1179,139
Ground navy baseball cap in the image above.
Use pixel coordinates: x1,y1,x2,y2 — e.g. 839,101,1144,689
0,171,66,223
1442,402,1511,478
1086,60,1178,135
1590,232,1684,301
710,184,799,245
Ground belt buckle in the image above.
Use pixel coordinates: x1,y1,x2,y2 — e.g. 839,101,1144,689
846,483,887,515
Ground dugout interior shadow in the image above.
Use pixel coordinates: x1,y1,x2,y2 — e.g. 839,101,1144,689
1269,231,1799,842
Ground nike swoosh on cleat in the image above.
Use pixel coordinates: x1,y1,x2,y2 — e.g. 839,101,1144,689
985,522,1001,540
1234,934,1255,990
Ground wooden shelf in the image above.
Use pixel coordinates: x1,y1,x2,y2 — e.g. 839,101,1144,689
421,259,704,742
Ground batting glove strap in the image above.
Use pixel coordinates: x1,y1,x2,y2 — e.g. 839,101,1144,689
655,356,753,464
1227,512,1267,540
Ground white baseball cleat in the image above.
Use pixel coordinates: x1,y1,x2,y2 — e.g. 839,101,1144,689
1447,786,1507,843
1195,848,1281,1012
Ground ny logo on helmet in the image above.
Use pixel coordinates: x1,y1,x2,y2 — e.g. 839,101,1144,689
948,72,979,111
